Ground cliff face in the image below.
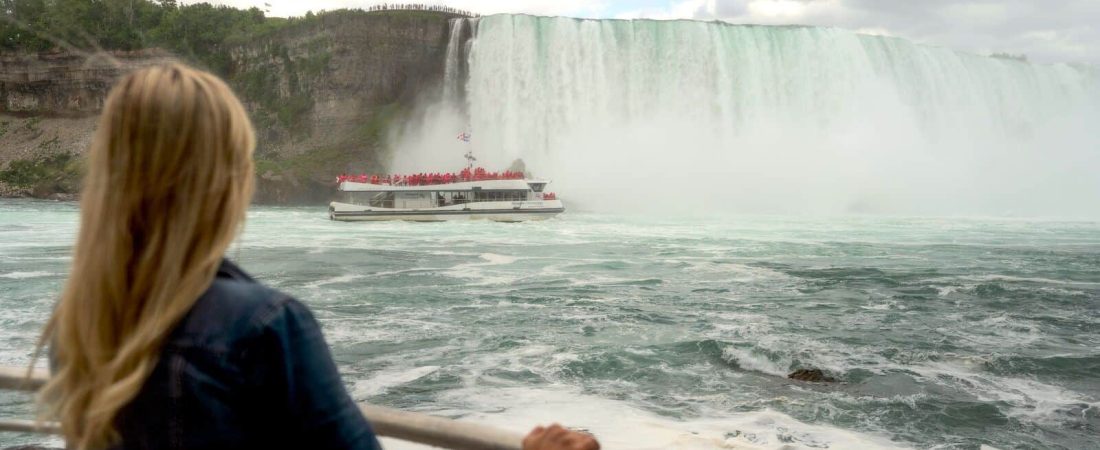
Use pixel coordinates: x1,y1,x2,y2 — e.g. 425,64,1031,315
0,10,457,203
0,49,177,116
231,11,458,203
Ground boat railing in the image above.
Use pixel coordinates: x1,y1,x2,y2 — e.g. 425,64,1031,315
0,365,523,450
342,179,524,187
338,170,528,187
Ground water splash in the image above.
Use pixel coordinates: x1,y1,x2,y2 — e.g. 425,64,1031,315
396,15,1100,217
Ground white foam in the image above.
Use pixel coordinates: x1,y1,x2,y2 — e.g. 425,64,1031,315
687,261,793,283
353,365,441,397
721,346,790,378
0,271,55,279
320,316,457,346
706,312,773,339
958,314,1043,347
906,360,1100,427
440,253,524,285
966,274,1100,286
995,377,1100,424
381,386,909,449
932,274,1100,287
479,253,518,265
304,273,365,289
319,320,395,345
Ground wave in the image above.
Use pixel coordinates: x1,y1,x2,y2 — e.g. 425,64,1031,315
983,354,1100,379
380,385,910,450
353,365,441,398
0,271,56,279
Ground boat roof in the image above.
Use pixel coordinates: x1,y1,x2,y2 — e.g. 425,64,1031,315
339,179,548,192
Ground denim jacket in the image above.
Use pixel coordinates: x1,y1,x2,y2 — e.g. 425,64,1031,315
109,260,381,450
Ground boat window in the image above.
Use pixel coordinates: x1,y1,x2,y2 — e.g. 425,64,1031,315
470,190,528,202
368,191,395,208
453,191,468,204
396,191,431,209
528,182,546,192
438,191,473,206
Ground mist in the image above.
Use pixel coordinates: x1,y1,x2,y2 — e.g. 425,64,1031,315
391,15,1100,218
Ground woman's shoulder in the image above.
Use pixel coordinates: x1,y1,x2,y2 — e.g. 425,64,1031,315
168,259,311,349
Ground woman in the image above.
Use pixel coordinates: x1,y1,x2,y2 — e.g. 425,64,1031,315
35,63,598,450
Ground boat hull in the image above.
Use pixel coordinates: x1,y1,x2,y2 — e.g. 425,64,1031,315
328,200,564,222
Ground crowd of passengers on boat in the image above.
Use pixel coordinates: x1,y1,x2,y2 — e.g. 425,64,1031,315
336,167,525,186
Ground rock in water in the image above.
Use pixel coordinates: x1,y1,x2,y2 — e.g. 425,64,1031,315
788,368,837,382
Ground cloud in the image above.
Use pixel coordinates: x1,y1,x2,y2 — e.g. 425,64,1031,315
185,0,1100,64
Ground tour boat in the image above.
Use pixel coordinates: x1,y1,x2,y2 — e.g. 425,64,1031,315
328,166,564,222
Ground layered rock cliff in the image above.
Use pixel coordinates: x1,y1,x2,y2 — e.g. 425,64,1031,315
0,10,458,203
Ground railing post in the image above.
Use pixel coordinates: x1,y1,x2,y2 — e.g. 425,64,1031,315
0,418,59,434
0,366,47,391
361,404,523,450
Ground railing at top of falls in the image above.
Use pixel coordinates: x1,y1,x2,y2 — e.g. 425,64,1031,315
0,365,523,450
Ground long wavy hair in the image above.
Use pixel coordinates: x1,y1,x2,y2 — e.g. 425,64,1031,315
35,63,256,449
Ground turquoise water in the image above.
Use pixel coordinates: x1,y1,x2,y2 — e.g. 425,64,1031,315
1,199,1099,449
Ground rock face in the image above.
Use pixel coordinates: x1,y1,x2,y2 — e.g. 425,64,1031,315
0,10,459,204
236,11,458,203
0,49,176,116
0,50,176,189
788,368,838,382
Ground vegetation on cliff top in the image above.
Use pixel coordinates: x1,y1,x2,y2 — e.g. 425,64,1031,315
3,0,294,74
1,1,468,202
1,1,473,73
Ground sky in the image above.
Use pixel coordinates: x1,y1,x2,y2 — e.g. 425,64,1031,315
188,0,1100,64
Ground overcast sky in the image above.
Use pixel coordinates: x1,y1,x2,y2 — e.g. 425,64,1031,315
188,0,1100,64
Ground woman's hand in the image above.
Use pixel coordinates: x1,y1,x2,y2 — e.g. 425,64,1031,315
523,424,600,450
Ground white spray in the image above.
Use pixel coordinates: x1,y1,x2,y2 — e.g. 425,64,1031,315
394,15,1100,218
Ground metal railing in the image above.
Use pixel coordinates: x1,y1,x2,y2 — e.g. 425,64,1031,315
0,365,523,450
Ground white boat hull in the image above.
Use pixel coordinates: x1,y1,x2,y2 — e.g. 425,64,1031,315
328,200,564,222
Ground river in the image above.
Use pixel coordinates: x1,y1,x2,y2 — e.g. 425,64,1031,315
1,199,1098,449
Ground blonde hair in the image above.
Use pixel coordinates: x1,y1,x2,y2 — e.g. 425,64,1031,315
35,63,256,449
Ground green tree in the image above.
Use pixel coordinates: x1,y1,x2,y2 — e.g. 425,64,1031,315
0,0,50,50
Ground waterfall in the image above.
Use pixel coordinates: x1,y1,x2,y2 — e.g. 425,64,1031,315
398,15,1100,216
441,18,465,102
441,18,478,103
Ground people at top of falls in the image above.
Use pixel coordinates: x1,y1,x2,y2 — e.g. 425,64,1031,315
33,63,598,450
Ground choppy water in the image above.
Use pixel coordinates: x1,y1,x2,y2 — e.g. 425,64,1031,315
1,199,1099,449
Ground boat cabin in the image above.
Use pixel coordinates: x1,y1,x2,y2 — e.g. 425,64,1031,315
329,168,563,222
338,179,550,209
350,188,532,209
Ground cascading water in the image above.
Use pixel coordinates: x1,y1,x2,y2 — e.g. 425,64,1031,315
441,17,476,103
395,15,1100,216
